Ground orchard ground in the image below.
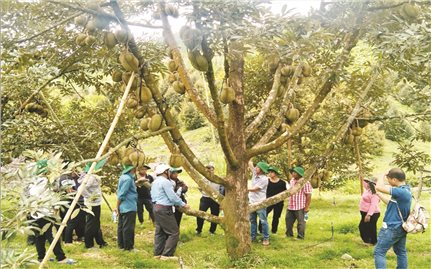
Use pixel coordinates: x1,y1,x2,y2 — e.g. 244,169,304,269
23,186,431,269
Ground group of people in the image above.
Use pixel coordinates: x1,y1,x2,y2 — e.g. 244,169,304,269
359,168,412,269
27,157,413,268
248,161,312,246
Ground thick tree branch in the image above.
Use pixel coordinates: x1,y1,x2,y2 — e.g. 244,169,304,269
356,111,431,122
254,65,303,145
47,0,162,29
13,12,82,44
158,4,217,125
246,26,364,158
245,66,282,139
180,207,223,225
367,1,430,11
192,4,239,168
249,69,378,212
160,133,224,204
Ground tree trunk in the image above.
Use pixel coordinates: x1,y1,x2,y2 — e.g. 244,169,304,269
222,168,251,259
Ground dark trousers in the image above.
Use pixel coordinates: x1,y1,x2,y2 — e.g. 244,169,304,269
196,196,220,234
359,211,380,244
154,206,179,256
84,205,106,248
64,204,86,243
174,209,183,228
259,202,284,234
34,218,66,261
137,198,154,224
285,209,306,239
117,211,136,250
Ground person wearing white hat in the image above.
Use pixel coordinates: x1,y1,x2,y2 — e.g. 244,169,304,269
151,164,189,258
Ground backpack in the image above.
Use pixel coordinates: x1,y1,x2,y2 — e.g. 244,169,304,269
396,197,429,234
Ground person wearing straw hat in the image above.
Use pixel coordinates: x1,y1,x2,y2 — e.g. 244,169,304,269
151,164,189,258
81,159,108,249
116,164,138,251
135,164,155,226
28,160,75,264
285,166,312,240
169,167,188,227
248,160,270,246
196,162,222,235
259,166,287,234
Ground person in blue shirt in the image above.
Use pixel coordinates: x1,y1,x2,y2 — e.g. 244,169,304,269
151,164,189,258
115,165,138,251
374,168,412,269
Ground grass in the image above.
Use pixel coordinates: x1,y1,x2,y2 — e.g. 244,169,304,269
16,186,430,269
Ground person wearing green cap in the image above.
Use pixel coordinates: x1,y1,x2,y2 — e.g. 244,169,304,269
259,166,287,234
81,160,108,249
115,165,138,251
285,166,312,240
135,165,155,226
248,160,270,246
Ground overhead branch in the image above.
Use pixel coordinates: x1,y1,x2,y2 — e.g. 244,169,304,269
246,26,364,158
249,69,378,212
367,1,430,11
13,12,82,44
254,65,303,146
192,3,239,168
143,69,226,185
245,66,282,139
158,4,217,125
180,207,223,225
72,127,173,168
47,0,162,29
356,111,431,122
160,133,224,203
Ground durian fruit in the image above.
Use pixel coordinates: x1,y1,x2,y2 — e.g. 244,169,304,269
85,20,97,33
281,65,294,77
140,85,152,103
108,152,120,165
134,106,146,119
351,126,362,136
128,149,145,167
74,15,88,27
302,62,312,77
168,60,178,72
140,118,150,131
310,174,321,188
84,35,96,46
169,153,183,168
122,72,138,88
401,3,419,19
187,50,208,72
219,86,235,104
115,29,128,43
126,96,139,109
149,114,163,132
165,4,179,18
180,26,202,50
104,32,117,49
267,55,280,72
119,50,139,73
172,81,185,94
286,107,300,123
112,70,123,82
75,34,87,46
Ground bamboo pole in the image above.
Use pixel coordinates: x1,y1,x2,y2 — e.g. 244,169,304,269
353,135,364,195
39,72,135,268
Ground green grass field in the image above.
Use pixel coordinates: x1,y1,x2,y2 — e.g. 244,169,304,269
21,183,430,269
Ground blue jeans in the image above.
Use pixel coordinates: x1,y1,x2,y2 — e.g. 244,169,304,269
374,225,407,269
250,208,269,240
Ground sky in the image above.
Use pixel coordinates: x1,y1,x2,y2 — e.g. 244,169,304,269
129,0,321,40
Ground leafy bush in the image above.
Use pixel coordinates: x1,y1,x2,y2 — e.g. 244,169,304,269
181,103,206,131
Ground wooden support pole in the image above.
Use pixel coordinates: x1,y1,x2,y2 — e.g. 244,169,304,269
39,72,136,268
353,135,364,195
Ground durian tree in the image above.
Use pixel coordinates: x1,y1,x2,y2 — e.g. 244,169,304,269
2,0,431,260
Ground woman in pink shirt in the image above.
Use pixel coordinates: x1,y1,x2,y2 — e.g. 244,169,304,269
359,177,381,245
